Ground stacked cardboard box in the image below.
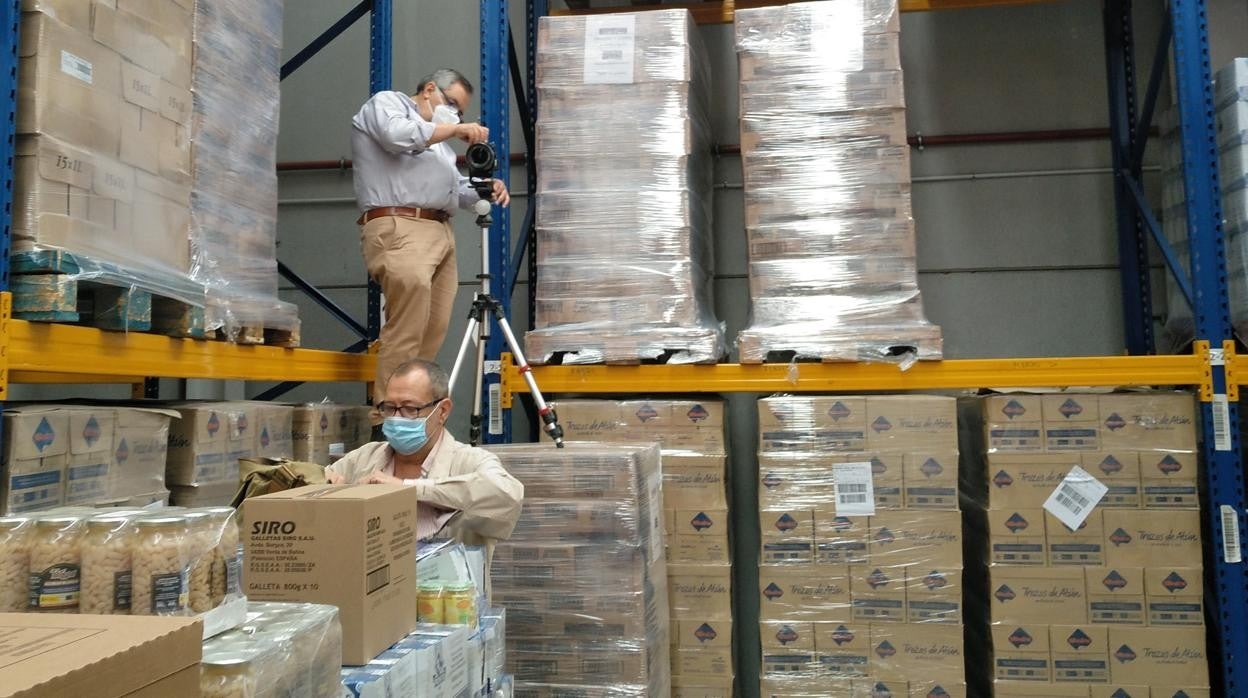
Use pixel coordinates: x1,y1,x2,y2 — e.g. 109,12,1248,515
166,401,294,506
291,402,375,464
734,0,942,363
544,398,733,696
189,0,298,338
2,404,176,514
757,395,965,697
15,1,202,304
524,9,725,364
488,443,671,696
980,392,1210,696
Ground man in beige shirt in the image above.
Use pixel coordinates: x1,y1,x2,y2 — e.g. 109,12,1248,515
327,359,523,555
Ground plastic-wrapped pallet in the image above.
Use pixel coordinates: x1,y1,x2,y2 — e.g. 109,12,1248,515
291,402,374,465
964,392,1210,697
756,395,965,697
202,601,343,698
13,2,207,329
524,9,725,365
190,0,300,343
487,443,671,696
734,0,942,363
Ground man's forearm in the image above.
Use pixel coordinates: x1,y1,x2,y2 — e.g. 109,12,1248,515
426,123,459,146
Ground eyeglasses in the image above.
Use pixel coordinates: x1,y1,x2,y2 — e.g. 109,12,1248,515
377,399,443,419
437,89,464,118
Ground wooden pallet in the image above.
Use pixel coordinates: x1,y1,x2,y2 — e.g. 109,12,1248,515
210,323,301,348
737,331,944,364
11,251,206,338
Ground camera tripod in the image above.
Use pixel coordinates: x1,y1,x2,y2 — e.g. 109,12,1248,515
449,145,564,447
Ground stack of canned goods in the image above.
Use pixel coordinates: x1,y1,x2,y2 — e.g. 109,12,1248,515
416,579,480,627
201,601,343,698
0,505,243,616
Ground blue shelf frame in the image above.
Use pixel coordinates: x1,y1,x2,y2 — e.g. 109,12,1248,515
480,0,512,444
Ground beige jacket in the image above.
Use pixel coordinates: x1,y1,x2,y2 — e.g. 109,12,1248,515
327,431,524,554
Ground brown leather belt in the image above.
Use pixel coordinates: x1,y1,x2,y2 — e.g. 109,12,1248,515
357,206,450,225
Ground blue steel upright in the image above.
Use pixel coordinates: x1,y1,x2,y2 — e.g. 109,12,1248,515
526,0,546,332
367,0,393,347
1168,0,1248,693
0,0,18,445
480,0,511,443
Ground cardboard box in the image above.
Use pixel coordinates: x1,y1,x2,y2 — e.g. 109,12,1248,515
760,650,819,679
671,508,730,538
993,682,1088,697
0,613,201,698
1097,393,1197,452
908,681,967,698
254,403,294,460
762,509,815,539
867,510,963,567
869,623,965,682
903,450,959,509
1081,452,1142,508
1107,626,1208,686
670,535,733,565
991,567,1088,624
864,395,958,452
243,484,420,664
112,407,173,500
292,403,348,465
673,675,735,698
759,565,852,621
65,406,116,504
664,455,728,509
674,619,733,649
1047,509,1106,567
91,3,191,89
1086,566,1146,625
1050,624,1110,683
1144,567,1204,626
813,621,871,677
669,566,733,620
1138,451,1199,508
990,623,1051,682
850,565,906,623
165,403,228,487
762,540,815,565
1043,394,1101,451
1152,688,1211,698
989,454,1086,510
761,621,816,651
758,456,838,509
758,396,868,432
985,395,1045,453
3,407,70,514
989,508,1047,566
1089,688,1149,698
1103,509,1203,567
672,645,734,678
905,567,962,624
814,507,870,565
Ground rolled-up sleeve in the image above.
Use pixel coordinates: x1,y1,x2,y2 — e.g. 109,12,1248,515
410,452,524,540
353,91,437,154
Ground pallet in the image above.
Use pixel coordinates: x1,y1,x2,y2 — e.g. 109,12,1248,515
210,323,301,348
737,330,944,364
528,331,725,366
11,251,206,338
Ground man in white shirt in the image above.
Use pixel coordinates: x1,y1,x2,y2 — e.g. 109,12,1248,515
351,69,510,403
326,359,524,562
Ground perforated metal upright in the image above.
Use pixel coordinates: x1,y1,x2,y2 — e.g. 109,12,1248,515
366,0,392,350
0,0,17,438
480,0,512,443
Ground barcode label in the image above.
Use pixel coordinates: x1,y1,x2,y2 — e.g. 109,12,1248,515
583,15,635,84
365,564,390,594
1221,505,1243,563
1213,394,1231,451
1044,465,1108,531
833,462,875,516
60,50,92,84
488,383,503,435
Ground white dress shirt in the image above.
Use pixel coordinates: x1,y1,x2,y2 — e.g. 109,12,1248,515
350,90,478,213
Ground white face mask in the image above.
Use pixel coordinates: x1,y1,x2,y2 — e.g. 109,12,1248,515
432,103,460,125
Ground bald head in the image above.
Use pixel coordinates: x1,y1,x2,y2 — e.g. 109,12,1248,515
386,359,449,402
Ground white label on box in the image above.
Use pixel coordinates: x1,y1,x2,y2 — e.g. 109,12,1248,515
1213,393,1232,451
488,384,503,435
1043,465,1108,530
833,461,875,516
583,15,635,84
60,50,93,84
1221,504,1243,563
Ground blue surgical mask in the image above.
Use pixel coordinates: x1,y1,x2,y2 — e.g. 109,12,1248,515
382,410,438,455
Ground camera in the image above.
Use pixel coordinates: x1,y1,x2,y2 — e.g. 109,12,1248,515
466,142,499,200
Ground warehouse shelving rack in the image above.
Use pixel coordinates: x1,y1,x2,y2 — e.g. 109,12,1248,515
487,0,1248,695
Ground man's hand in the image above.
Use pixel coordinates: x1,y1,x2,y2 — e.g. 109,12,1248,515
491,179,510,207
325,470,345,485
455,123,489,144
365,471,405,486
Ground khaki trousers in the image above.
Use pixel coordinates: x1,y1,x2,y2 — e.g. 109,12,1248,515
361,215,458,402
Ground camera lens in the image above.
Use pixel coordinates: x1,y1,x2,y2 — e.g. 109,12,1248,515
466,142,497,173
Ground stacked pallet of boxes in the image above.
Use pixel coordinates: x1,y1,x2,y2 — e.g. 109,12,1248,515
757,395,964,697
15,0,204,323
544,399,733,696
190,0,299,342
166,401,294,507
979,393,1210,697
488,443,671,696
734,0,942,362
2,404,176,514
524,9,725,365
291,402,375,465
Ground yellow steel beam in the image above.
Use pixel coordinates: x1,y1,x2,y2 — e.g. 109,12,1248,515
552,0,1060,22
503,354,1206,398
8,319,374,384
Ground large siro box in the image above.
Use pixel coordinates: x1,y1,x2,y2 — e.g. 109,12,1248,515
243,484,420,664
1102,509,1203,567
1144,566,1204,626
990,623,1051,682
990,567,1087,625
758,565,851,621
1085,566,1146,625
0,613,201,698
1107,626,1208,686
1049,623,1110,684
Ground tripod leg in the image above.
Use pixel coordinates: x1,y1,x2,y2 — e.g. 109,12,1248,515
491,310,565,447
470,313,489,446
449,315,480,393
